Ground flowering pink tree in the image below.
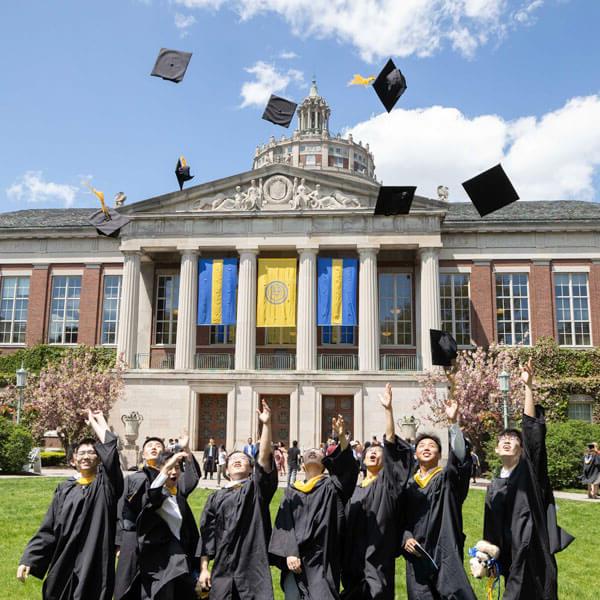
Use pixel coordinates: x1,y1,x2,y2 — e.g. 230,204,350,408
417,345,545,452
21,347,124,453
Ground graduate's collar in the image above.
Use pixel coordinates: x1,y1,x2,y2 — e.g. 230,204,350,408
293,474,325,493
145,459,161,471
360,472,379,488
224,477,249,490
165,484,178,496
73,472,97,486
414,466,443,488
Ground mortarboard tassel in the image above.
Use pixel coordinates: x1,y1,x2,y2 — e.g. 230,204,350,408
84,182,111,220
348,74,375,86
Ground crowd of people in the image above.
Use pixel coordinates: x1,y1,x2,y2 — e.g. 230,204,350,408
16,360,574,599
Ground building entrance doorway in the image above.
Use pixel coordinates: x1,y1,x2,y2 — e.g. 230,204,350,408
321,395,354,443
197,394,227,450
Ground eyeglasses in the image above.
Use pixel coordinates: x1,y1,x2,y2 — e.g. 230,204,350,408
76,451,97,457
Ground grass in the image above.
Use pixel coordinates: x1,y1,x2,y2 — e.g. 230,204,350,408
1,478,597,600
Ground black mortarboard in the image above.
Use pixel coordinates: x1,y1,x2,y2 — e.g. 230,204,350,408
262,94,298,128
88,209,131,237
430,329,458,367
461,163,520,217
407,542,439,581
374,186,416,215
150,48,192,83
175,156,194,191
372,58,407,113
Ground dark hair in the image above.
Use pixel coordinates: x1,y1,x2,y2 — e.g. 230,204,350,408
292,440,298,447
497,428,523,445
415,433,442,453
69,437,97,462
142,437,165,451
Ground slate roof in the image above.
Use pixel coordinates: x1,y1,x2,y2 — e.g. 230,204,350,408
0,201,598,230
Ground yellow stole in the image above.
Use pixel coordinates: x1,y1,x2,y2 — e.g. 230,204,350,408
76,474,96,486
293,474,325,493
146,459,160,470
165,485,177,496
414,466,443,489
360,473,379,488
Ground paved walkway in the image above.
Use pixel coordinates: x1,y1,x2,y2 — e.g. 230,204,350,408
4,470,599,502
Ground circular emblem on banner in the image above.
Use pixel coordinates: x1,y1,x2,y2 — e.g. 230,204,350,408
265,281,288,304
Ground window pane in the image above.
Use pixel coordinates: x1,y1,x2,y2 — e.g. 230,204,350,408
439,273,471,345
154,275,179,345
555,273,590,347
0,276,30,345
495,273,530,345
379,273,412,345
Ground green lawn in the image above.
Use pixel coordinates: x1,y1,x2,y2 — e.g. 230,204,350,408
1,478,597,600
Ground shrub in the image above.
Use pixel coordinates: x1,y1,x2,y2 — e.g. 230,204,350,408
484,419,600,489
40,450,67,467
0,418,33,472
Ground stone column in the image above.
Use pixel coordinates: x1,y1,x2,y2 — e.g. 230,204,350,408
419,247,441,371
117,252,141,367
175,250,199,370
358,247,380,371
296,247,318,371
235,249,258,370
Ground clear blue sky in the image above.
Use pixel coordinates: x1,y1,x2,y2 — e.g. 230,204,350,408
1,0,599,209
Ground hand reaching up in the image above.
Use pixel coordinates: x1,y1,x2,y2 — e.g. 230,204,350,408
379,383,392,410
520,358,534,388
257,399,271,425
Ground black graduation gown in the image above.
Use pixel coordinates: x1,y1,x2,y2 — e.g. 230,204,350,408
197,458,278,599
581,453,600,485
137,456,201,600
269,445,359,600
19,431,124,600
484,407,574,600
115,456,200,600
401,435,476,600
341,436,412,600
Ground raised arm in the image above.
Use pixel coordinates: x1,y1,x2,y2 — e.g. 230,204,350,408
86,409,110,442
177,431,201,497
257,398,273,472
86,409,123,497
521,358,535,418
148,451,189,508
379,382,395,440
444,371,466,462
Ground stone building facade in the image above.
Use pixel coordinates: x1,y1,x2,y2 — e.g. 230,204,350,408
1,86,599,451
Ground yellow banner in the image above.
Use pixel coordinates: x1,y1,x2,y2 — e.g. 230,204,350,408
257,258,297,327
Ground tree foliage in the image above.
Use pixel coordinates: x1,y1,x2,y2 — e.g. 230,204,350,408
0,418,33,472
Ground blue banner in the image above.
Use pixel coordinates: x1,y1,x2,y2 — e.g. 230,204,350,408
197,258,238,325
317,257,357,326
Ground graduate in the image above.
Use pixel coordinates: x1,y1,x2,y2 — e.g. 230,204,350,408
197,398,278,599
115,433,199,600
136,444,201,600
400,372,477,600
269,414,359,600
482,359,574,599
17,409,124,600
341,383,413,600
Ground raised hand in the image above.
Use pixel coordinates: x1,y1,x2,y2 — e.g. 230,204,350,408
161,451,189,474
520,358,534,388
444,394,459,424
257,399,271,425
332,414,345,438
179,430,190,451
85,409,109,442
379,383,392,410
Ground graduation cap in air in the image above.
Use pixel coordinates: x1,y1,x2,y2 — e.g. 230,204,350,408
372,58,407,113
430,329,458,368
262,94,298,128
150,48,192,83
374,186,417,215
88,209,131,237
461,164,520,217
175,156,194,190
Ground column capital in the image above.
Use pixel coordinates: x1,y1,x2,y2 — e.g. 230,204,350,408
417,246,440,259
237,247,260,256
122,250,143,257
177,247,199,256
357,245,380,256
297,246,319,256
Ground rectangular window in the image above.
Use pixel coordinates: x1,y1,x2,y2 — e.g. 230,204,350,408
379,273,413,346
321,326,356,345
304,154,316,166
101,275,122,345
0,276,30,344
154,274,179,345
210,325,236,345
555,273,591,346
495,273,530,345
48,275,81,344
333,156,344,168
440,273,471,346
265,327,296,345
568,401,592,422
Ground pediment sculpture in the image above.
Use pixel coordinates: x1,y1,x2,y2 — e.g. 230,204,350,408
191,175,365,212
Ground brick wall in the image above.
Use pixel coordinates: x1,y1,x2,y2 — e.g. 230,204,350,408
530,262,555,342
590,262,600,346
470,261,495,347
25,266,50,346
78,266,102,345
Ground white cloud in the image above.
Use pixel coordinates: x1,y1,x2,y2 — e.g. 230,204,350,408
174,12,197,35
6,171,79,208
173,0,544,61
513,0,544,24
279,50,298,59
240,61,304,108
346,95,600,202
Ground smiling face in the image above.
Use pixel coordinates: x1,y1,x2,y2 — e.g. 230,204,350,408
302,448,325,473
71,443,99,474
227,451,252,480
415,437,441,468
364,444,384,473
142,439,165,461
495,433,523,459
